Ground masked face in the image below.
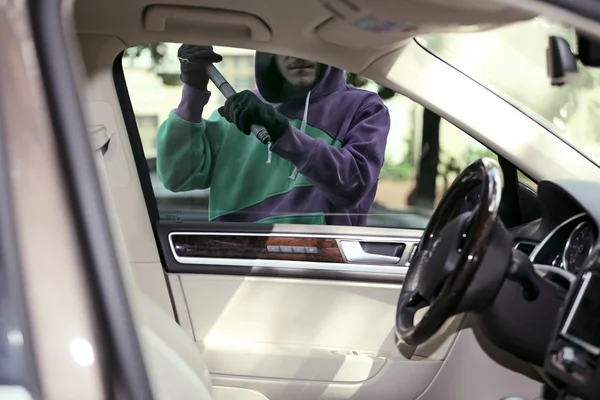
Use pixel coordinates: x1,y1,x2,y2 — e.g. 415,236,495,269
274,55,320,90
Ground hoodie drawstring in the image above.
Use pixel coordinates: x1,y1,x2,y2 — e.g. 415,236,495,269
266,143,273,164
288,90,311,179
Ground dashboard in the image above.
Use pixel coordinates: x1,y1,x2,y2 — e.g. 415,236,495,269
498,179,600,399
511,178,600,282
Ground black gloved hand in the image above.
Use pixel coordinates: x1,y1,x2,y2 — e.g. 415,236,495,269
218,91,289,143
177,44,223,91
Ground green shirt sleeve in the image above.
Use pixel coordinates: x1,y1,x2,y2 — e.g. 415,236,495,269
156,109,228,191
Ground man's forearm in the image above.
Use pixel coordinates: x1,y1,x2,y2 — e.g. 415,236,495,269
270,124,383,209
174,84,212,123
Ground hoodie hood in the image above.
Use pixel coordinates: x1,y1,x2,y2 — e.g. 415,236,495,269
254,52,345,103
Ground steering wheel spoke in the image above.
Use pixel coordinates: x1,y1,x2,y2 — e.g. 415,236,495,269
407,289,429,308
395,289,429,343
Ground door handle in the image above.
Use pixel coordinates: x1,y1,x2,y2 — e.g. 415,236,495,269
339,240,401,265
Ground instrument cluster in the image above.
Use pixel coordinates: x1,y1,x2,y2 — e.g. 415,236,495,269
529,214,597,276
562,221,596,275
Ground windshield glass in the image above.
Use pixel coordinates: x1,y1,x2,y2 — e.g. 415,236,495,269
417,18,600,165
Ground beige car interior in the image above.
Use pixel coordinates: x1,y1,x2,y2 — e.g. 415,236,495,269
68,0,594,399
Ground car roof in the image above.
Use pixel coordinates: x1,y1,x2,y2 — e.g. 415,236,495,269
74,0,534,75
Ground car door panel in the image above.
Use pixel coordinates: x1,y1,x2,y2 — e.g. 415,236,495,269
167,273,459,394
157,221,466,398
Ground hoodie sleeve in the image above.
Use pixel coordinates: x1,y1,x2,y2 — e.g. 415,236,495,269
173,84,210,123
270,99,390,209
156,85,228,191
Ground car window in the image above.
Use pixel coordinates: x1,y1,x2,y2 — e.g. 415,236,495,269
417,19,600,167
518,171,537,191
121,43,529,229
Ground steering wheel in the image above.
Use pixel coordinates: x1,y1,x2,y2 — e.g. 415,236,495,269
396,158,514,346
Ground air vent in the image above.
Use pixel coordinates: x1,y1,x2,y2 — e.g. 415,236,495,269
514,241,537,256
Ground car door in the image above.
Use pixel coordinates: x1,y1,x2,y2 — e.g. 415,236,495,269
95,39,545,400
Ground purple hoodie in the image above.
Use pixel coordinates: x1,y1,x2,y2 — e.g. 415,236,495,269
165,52,391,225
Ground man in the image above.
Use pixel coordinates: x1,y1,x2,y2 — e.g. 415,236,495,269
157,44,391,225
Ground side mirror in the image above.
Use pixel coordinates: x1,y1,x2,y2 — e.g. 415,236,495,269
547,36,578,86
577,32,600,67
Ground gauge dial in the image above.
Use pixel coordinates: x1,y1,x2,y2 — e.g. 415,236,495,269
563,222,596,274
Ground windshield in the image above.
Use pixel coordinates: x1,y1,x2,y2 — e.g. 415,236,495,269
417,18,600,166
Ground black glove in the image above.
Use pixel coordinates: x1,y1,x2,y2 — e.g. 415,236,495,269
218,91,289,143
177,44,223,91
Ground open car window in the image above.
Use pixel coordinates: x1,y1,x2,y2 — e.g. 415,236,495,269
120,44,532,230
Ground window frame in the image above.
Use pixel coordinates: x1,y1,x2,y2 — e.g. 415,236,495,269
34,17,152,398
114,53,161,225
